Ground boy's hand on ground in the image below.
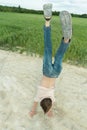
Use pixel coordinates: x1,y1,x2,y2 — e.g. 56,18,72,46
29,110,37,117
47,110,54,117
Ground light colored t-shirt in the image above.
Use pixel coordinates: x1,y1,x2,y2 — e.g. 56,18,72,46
34,85,55,103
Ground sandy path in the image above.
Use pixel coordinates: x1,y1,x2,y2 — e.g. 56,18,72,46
0,50,87,130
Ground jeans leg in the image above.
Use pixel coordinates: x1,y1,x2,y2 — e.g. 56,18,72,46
43,26,53,77
53,38,70,77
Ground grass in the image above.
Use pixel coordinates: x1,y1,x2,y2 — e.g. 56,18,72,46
0,12,87,67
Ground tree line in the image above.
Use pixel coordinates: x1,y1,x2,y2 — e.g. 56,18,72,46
0,5,87,18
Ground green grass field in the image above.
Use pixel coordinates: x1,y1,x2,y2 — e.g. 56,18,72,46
0,12,87,67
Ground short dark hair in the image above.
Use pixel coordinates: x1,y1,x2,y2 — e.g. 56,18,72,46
40,98,52,114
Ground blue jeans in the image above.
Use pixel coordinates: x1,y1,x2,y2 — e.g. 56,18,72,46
43,26,70,78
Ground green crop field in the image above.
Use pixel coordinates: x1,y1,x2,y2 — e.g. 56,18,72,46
0,12,87,67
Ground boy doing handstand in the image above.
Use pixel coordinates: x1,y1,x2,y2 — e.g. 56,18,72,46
29,3,72,117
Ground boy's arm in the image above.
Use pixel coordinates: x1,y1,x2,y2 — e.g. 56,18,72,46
29,101,38,117
31,101,38,111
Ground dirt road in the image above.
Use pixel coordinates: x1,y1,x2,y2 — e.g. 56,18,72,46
0,50,87,130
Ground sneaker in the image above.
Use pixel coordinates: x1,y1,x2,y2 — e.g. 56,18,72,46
59,11,72,39
43,3,52,20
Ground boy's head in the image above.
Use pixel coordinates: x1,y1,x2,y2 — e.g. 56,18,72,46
40,97,52,114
